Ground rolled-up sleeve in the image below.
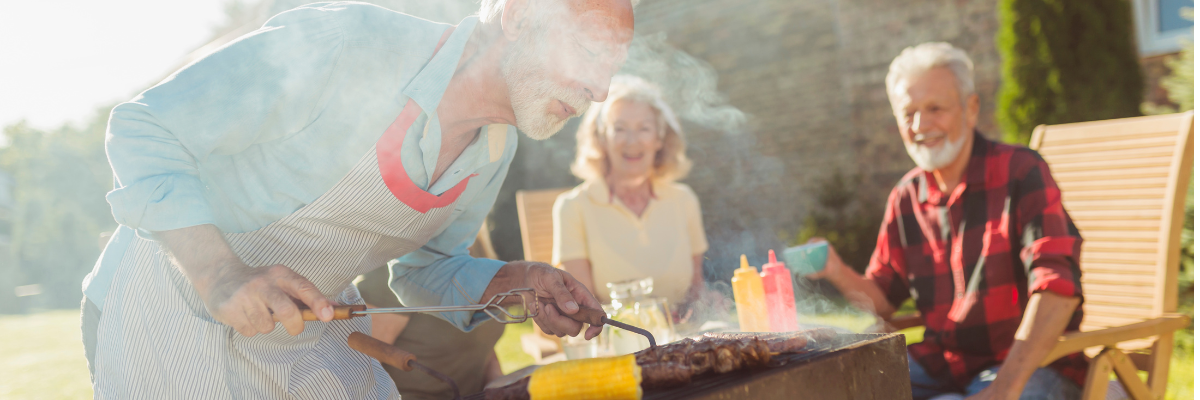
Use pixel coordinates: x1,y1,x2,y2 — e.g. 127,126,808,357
389,141,515,331
1015,155,1083,298
105,6,344,234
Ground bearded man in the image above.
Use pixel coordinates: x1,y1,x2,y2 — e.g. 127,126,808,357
809,43,1087,400
80,0,634,398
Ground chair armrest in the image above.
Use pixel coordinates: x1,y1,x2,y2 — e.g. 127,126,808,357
1040,314,1192,366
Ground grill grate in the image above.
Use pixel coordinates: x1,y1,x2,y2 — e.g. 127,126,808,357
465,333,904,400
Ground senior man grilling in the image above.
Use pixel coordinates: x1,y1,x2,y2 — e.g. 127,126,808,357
81,0,633,398
808,42,1086,400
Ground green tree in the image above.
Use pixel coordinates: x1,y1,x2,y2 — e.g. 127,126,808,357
0,107,116,312
996,0,1144,144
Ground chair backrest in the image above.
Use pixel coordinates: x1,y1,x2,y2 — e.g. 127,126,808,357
515,187,573,263
1030,111,1193,333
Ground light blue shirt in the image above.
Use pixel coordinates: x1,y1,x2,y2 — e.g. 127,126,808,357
83,2,514,330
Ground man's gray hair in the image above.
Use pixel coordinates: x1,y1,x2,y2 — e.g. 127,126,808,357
479,0,639,24
479,0,505,23
885,42,975,103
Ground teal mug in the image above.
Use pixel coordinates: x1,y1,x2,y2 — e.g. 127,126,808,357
782,242,829,277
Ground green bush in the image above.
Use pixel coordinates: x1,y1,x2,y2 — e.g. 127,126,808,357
996,0,1144,144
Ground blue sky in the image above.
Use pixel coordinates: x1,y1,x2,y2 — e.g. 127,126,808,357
0,0,228,129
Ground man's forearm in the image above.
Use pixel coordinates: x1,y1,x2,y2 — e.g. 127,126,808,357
989,292,1080,396
156,224,244,296
826,266,897,318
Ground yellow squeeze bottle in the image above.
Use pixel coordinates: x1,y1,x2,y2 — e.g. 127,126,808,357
731,254,770,332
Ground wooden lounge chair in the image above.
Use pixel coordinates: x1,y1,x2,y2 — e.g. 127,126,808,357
890,111,1194,400
514,187,574,363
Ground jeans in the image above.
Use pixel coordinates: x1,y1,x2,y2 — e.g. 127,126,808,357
909,355,1081,400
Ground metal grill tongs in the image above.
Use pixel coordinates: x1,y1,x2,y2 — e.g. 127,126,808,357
295,288,658,347
295,288,540,324
288,288,658,400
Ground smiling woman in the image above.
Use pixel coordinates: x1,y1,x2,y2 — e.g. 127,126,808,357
552,76,712,311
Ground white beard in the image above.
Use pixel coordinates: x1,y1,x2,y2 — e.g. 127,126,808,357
905,132,967,171
501,31,590,140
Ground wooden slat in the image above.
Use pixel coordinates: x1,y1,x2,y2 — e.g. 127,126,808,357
1062,198,1165,211
1084,291,1158,305
1041,128,1178,146
1081,241,1159,253
1069,209,1164,220
1082,272,1158,286
1080,254,1156,266
1082,282,1158,297
1082,262,1162,275
1063,188,1169,202
1041,147,1174,165
1072,219,1162,231
1038,139,1175,157
1082,314,1151,329
1051,166,1171,183
1079,230,1160,242
1056,177,1169,192
1084,304,1157,320
1039,114,1183,142
1047,157,1173,173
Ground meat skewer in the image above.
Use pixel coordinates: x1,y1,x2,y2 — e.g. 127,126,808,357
483,328,835,400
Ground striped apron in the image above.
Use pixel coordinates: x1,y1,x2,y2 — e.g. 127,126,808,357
91,91,475,399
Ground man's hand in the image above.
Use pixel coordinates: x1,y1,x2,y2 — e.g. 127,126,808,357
202,263,335,337
483,261,604,339
801,238,896,317
157,225,334,337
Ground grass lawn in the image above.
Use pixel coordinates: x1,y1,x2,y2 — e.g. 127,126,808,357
0,310,92,399
1,310,1190,399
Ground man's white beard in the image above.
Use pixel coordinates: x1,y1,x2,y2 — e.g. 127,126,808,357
501,32,590,140
905,131,967,171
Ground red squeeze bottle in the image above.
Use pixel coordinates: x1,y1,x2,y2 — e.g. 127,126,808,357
761,250,798,332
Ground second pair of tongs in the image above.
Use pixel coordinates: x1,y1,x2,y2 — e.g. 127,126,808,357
295,288,538,324
537,298,658,348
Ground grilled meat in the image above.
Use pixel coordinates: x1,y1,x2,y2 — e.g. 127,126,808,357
481,329,834,400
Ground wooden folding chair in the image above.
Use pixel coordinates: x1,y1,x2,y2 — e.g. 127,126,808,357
515,188,573,264
890,111,1194,400
513,187,574,363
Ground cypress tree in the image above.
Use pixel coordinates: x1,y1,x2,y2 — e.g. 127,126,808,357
996,0,1144,144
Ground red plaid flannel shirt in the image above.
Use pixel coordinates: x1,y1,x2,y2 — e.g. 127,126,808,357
866,133,1087,389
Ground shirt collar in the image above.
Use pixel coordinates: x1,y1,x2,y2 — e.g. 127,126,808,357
962,130,990,186
402,17,478,112
584,179,662,204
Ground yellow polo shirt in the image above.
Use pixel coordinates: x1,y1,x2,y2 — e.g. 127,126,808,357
552,180,709,304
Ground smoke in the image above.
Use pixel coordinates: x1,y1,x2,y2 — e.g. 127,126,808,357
616,33,890,335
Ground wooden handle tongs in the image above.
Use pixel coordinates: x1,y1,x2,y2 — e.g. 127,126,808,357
285,288,539,324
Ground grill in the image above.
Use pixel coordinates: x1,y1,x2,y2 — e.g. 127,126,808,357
467,332,912,400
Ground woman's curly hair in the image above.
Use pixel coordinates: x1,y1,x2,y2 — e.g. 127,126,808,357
570,75,692,183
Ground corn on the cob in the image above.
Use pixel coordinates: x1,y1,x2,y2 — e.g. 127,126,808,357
527,354,642,400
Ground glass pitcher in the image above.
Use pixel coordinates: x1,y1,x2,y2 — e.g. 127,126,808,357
602,277,676,355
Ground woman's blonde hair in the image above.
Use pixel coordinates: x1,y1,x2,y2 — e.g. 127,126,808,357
570,75,692,182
